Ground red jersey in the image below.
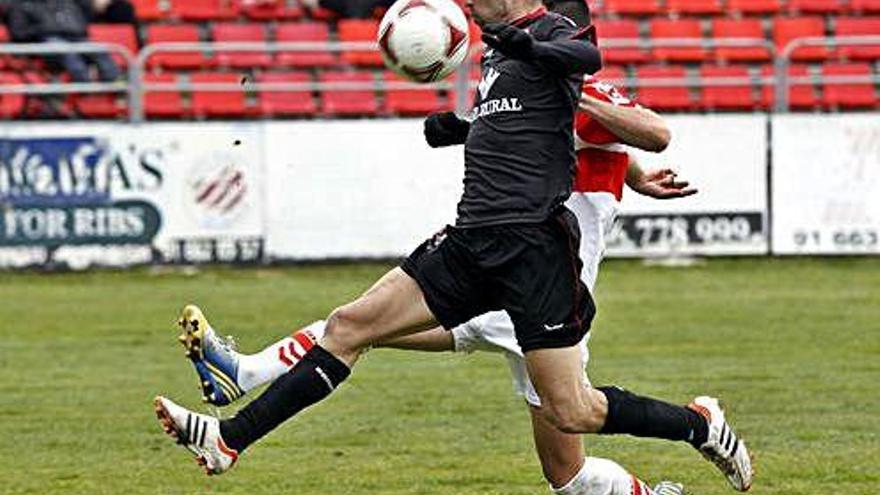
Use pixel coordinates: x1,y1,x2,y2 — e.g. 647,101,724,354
573,76,637,201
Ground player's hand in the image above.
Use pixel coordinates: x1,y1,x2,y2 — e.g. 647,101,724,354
630,168,698,199
481,23,535,60
424,112,471,148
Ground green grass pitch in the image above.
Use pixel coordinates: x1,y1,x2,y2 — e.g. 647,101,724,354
1,258,878,494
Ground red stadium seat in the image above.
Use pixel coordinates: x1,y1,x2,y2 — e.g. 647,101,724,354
787,0,844,14
74,94,126,119
131,0,166,20
191,72,251,118
319,71,379,116
835,17,880,60
146,24,211,69
593,19,648,64
307,6,340,21
0,73,26,119
602,0,661,16
144,73,187,119
212,23,272,68
635,66,695,111
761,65,819,110
171,0,239,21
275,23,337,67
88,24,138,66
257,72,318,116
712,18,772,63
665,0,723,16
699,65,757,111
849,0,880,12
240,0,303,20
727,0,781,14
650,19,708,63
821,63,877,109
774,17,829,61
337,20,383,67
383,71,444,116
0,26,11,70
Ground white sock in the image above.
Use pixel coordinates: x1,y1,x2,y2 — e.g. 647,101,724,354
552,457,654,495
236,320,326,391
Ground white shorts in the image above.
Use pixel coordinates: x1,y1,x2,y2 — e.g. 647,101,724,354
452,192,620,407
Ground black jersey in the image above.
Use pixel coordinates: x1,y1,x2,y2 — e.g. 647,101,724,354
456,9,601,228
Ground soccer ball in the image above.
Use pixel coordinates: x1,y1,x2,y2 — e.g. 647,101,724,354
378,0,470,83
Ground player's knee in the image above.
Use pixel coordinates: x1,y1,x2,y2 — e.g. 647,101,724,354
324,306,369,351
543,397,606,434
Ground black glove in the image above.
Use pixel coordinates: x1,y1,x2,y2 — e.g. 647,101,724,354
424,112,471,148
481,23,535,60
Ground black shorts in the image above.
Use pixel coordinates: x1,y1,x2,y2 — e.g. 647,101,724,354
401,208,595,353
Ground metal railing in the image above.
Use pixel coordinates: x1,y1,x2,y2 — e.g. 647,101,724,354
0,41,137,110
774,35,880,111
0,36,877,121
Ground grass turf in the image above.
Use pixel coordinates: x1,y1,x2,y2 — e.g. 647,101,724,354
0,258,878,494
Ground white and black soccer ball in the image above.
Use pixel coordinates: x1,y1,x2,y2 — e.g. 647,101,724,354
378,0,470,83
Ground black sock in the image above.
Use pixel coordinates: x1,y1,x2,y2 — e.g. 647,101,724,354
220,345,350,452
597,386,708,448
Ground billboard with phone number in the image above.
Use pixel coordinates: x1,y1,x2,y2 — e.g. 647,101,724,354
771,114,880,255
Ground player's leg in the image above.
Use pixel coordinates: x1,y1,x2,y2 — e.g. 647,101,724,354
156,230,491,473
504,208,752,491
214,267,437,446
525,330,753,490
156,267,439,472
526,374,683,495
185,271,460,403
529,402,586,487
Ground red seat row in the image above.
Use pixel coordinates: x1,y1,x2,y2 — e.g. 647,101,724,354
599,0,880,16
594,63,878,110
133,21,386,69
595,16,880,64
143,71,451,118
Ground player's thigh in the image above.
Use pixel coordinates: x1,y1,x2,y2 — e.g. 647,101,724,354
324,267,438,358
528,404,586,488
525,346,607,433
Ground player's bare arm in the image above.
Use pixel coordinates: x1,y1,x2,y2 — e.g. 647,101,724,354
578,95,671,152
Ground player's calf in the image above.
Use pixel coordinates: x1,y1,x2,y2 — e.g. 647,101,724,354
540,386,608,434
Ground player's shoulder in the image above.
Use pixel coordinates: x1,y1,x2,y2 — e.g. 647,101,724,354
531,11,578,40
